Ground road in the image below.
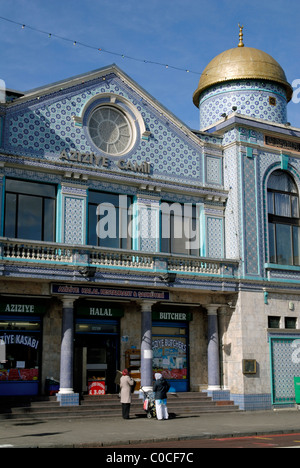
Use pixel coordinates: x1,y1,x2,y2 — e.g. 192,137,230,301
107,432,300,449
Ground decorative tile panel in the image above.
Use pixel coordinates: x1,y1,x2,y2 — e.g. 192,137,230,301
136,197,160,252
241,151,260,276
207,217,224,258
199,80,288,130
206,155,222,185
270,336,300,404
61,185,87,245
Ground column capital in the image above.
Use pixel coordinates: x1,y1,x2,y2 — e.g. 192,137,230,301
139,300,156,313
61,296,79,309
206,304,220,315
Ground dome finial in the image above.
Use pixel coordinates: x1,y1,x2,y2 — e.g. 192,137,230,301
238,24,244,47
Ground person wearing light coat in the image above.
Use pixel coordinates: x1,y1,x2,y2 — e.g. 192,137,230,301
120,369,135,419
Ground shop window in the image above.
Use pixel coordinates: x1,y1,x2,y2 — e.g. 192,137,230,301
88,191,132,249
0,317,41,383
4,179,56,242
267,170,300,265
160,202,200,256
152,323,188,384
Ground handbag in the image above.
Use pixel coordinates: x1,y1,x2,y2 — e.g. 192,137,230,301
131,379,136,393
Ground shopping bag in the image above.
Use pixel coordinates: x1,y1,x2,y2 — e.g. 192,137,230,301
143,399,149,411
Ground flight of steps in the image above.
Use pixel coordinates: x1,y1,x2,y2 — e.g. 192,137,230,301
0,392,239,421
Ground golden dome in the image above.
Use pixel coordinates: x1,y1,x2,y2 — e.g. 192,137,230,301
193,45,293,107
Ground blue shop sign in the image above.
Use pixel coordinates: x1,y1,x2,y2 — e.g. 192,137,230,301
51,284,169,301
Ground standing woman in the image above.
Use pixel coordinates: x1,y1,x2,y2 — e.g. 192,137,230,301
153,373,170,420
120,369,135,419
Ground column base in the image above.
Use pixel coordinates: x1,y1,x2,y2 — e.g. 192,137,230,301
207,385,222,391
58,388,74,395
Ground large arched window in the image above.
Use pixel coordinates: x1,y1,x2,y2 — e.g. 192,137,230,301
268,170,300,265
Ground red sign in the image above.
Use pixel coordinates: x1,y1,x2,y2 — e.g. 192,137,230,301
88,380,105,395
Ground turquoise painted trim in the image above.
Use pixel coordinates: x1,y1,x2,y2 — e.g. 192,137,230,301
265,263,300,272
132,196,139,251
159,199,162,253
246,147,253,159
239,150,246,277
199,204,206,256
81,196,86,246
154,202,160,252
0,175,5,236
254,155,261,276
85,189,89,245
264,291,269,304
269,335,300,406
269,336,276,405
262,163,281,263
281,154,289,170
263,164,300,265
56,185,62,243
0,116,3,147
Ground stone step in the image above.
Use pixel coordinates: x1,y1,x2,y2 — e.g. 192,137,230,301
0,393,239,421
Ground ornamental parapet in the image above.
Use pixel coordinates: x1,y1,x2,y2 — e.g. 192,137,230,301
0,237,239,279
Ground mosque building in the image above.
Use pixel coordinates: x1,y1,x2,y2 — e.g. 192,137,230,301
0,26,300,410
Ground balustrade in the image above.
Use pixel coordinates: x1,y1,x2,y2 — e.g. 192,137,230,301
0,238,237,277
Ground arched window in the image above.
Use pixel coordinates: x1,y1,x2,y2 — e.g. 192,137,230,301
267,170,300,265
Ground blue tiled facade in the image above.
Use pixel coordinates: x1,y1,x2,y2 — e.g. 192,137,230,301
0,42,300,412
199,80,288,130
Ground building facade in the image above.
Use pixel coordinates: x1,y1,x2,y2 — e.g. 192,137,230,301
1,29,300,410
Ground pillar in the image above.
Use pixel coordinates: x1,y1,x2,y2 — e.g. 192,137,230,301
58,296,77,394
207,305,221,391
140,301,155,392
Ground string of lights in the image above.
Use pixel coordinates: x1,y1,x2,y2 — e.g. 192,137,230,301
0,15,201,76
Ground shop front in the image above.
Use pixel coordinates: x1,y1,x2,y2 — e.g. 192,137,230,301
152,309,192,392
74,302,123,395
0,300,46,396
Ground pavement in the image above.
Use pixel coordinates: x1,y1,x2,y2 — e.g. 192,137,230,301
1,408,300,448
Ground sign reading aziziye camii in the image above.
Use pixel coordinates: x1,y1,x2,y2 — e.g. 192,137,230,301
59,149,151,174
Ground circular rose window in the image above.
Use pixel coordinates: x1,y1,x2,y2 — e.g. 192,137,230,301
88,106,133,155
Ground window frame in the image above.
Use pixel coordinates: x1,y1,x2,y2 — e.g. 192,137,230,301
160,201,200,256
267,171,300,266
87,190,133,250
4,178,56,242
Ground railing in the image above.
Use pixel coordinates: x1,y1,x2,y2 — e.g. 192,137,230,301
0,238,238,277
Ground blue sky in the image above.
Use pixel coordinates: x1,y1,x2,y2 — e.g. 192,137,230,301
0,0,300,129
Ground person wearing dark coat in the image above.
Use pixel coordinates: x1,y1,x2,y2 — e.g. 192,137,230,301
153,373,170,420
120,369,135,419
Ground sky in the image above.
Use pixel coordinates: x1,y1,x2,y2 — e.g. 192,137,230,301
0,0,300,130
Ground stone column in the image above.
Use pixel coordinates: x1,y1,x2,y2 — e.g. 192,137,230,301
140,301,155,392
207,305,221,391
58,296,78,394
218,306,229,390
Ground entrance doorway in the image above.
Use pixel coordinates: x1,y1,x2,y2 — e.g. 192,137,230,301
74,319,119,394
